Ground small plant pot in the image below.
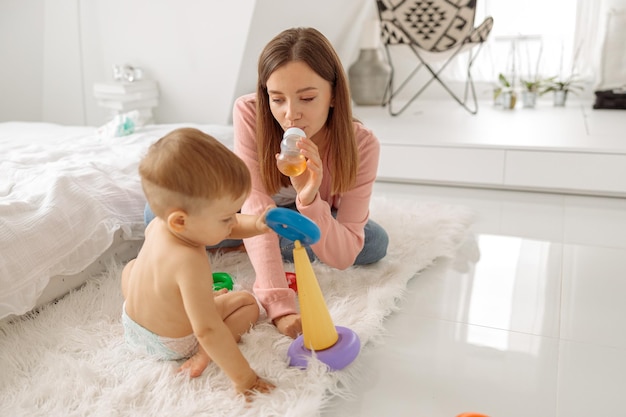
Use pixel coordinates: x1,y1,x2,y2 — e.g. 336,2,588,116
522,91,538,108
493,88,502,107
501,91,517,109
553,90,568,107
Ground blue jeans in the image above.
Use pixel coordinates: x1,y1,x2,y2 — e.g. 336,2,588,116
276,204,388,265
144,203,388,264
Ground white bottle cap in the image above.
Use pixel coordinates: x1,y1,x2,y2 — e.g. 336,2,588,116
284,127,306,138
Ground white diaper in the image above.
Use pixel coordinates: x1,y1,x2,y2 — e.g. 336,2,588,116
122,303,198,361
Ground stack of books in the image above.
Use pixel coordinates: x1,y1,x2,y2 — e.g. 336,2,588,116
93,80,159,122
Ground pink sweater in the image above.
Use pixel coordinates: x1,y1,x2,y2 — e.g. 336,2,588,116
233,93,380,320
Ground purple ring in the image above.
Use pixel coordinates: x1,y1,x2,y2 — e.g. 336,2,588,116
288,326,360,370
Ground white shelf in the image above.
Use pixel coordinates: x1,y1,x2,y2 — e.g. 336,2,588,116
93,80,159,123
355,99,626,197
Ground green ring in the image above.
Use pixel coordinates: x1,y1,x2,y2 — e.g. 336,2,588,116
212,272,233,291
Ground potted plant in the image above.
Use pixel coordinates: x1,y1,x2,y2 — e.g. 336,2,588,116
541,75,585,107
520,78,545,108
541,43,586,107
493,73,517,109
519,40,545,109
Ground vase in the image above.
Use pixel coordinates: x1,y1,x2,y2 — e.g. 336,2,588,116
522,91,537,108
348,48,392,106
500,91,517,109
554,90,568,107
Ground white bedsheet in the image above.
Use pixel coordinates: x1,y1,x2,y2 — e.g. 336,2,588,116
0,122,234,319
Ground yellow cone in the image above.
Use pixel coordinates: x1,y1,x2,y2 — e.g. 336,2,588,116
293,240,338,350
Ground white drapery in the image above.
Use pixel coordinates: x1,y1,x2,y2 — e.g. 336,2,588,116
577,0,626,89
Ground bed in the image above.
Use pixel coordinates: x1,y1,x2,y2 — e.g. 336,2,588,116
0,121,234,321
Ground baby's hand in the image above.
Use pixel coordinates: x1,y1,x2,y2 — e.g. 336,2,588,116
213,288,228,297
256,205,275,234
239,375,275,402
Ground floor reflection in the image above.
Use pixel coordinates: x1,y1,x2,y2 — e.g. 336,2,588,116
461,235,558,352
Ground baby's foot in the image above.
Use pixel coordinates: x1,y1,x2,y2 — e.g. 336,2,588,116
178,349,211,378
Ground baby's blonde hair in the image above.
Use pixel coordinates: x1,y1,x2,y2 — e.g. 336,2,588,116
139,128,251,218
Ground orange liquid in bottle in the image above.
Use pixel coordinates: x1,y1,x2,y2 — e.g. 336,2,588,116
278,127,307,176
277,155,307,176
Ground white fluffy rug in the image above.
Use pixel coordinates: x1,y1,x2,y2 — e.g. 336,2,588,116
0,197,474,417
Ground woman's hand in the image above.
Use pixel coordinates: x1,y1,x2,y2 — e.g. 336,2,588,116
273,313,302,339
288,136,323,206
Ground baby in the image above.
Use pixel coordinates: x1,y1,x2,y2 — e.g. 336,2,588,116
121,127,275,400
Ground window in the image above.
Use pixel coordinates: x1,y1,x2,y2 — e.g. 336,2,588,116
468,0,580,84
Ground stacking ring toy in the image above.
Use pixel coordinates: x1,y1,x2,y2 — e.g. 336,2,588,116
265,207,360,371
212,272,233,291
265,207,320,246
456,414,491,417
285,272,298,293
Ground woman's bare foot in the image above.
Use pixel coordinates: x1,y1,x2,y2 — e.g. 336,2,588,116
178,348,211,378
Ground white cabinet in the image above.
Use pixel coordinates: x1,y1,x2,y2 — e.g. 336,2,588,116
364,101,626,198
378,145,505,186
505,151,626,195
378,143,626,197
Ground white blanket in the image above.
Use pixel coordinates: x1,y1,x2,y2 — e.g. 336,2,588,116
0,122,234,319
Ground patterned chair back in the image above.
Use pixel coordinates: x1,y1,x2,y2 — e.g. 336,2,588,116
376,0,492,52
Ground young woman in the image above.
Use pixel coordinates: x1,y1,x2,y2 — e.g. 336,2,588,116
233,27,389,339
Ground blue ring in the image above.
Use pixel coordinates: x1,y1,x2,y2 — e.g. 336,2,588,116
266,208,321,245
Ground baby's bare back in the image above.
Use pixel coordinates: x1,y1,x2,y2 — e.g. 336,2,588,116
123,223,212,338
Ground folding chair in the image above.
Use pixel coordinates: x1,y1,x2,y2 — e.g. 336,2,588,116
375,0,494,115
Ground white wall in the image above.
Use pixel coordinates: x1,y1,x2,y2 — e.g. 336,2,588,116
3,1,612,126
0,0,85,125
0,0,45,122
0,0,377,126
0,0,502,125
43,0,84,125
79,0,256,126
231,0,377,120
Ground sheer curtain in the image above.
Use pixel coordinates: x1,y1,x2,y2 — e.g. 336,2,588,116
575,0,626,89
574,0,604,84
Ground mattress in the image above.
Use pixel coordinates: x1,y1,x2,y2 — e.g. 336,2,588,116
0,121,234,319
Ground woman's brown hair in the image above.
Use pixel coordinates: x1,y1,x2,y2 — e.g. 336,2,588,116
255,27,358,196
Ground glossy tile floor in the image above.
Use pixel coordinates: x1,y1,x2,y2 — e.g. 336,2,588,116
324,181,626,417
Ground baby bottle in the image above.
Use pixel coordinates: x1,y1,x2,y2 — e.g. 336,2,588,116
277,127,307,177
